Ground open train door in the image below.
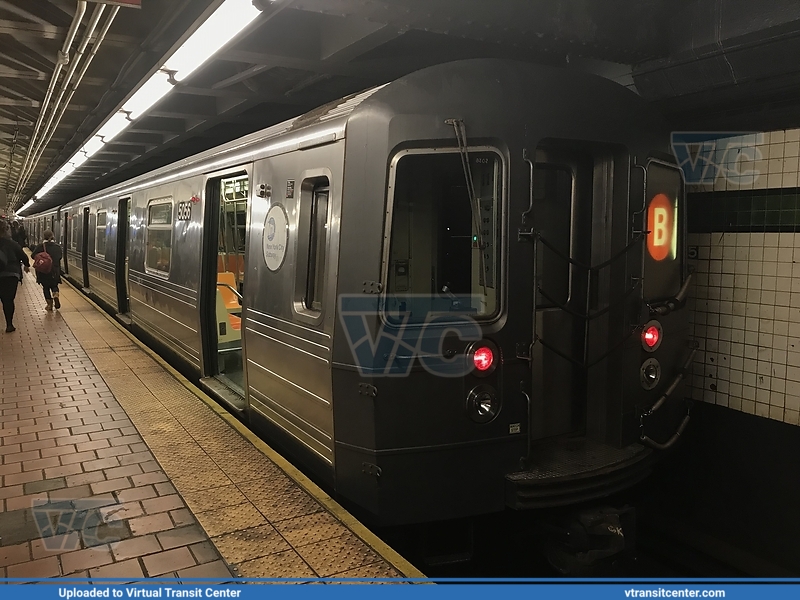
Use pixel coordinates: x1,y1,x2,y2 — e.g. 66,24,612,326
198,168,251,415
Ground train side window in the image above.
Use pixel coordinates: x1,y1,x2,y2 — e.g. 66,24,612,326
145,200,173,276
96,211,107,257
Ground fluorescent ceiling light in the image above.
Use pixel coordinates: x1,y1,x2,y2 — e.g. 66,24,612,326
122,70,173,120
19,199,35,213
165,0,260,82
83,136,104,157
26,0,263,207
97,111,131,143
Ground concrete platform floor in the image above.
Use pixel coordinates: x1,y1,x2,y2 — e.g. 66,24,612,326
0,269,421,581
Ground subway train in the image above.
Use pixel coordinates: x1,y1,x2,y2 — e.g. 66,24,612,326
21,59,694,527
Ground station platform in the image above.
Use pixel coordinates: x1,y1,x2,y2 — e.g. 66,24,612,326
0,269,421,581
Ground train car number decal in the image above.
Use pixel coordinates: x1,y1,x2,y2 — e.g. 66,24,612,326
177,201,192,221
263,203,289,272
646,193,676,261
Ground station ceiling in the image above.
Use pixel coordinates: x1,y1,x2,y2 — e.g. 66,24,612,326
3,0,800,214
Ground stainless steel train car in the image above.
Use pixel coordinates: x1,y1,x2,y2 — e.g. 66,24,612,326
22,207,63,252
24,59,693,526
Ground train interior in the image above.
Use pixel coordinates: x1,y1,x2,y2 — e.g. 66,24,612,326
213,174,248,395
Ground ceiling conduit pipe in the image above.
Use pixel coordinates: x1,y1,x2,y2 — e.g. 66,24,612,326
38,6,120,169
632,0,800,104
3,125,18,194
25,6,120,192
14,0,86,200
18,3,105,191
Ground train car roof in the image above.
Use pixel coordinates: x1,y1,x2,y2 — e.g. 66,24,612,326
54,84,387,211
50,58,663,213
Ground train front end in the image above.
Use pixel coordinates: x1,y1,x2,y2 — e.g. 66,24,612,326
330,59,692,526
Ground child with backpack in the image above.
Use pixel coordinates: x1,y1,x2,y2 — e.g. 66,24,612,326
0,220,30,332
32,230,63,311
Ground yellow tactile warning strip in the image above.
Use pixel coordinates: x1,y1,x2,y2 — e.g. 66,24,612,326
54,277,425,580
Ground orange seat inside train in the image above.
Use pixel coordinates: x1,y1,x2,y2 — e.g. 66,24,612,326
216,271,241,313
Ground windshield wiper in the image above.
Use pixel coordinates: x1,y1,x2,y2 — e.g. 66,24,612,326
445,118,488,294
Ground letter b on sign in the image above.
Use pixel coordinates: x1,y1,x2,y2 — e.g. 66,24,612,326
647,193,674,261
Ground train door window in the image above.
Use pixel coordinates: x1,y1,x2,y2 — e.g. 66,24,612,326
385,149,502,323
294,178,330,315
306,186,329,311
70,215,77,250
145,200,173,276
96,211,107,257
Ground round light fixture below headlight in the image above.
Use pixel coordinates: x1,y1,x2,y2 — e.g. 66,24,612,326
640,358,661,390
466,385,501,423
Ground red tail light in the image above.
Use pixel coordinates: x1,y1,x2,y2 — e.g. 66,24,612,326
643,326,660,349
473,346,494,372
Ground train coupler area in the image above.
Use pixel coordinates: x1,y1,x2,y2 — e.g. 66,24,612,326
505,437,654,509
542,506,637,576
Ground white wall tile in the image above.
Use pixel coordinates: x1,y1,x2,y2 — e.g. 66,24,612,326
687,129,800,426
770,130,786,144
768,173,783,187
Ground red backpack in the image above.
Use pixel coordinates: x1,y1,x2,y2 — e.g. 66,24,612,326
33,241,53,274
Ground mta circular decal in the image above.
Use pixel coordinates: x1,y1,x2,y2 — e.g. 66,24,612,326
263,203,288,272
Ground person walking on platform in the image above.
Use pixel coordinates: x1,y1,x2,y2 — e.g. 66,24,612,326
0,220,30,332
13,223,28,249
32,230,62,311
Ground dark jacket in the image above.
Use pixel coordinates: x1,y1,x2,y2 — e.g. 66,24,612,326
32,241,62,285
0,236,30,280
13,228,27,248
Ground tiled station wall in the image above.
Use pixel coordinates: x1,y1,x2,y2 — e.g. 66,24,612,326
687,129,800,426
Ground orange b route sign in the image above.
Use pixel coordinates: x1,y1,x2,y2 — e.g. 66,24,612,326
647,193,675,261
